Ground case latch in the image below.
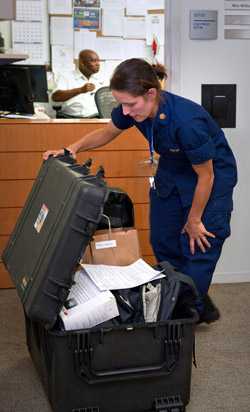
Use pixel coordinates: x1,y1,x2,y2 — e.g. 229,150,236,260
154,395,185,412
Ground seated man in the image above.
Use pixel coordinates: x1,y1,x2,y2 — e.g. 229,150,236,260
51,49,104,118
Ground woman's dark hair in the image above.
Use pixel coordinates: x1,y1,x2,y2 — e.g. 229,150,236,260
110,58,161,97
151,63,168,81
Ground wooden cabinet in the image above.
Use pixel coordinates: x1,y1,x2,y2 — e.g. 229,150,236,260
0,119,156,288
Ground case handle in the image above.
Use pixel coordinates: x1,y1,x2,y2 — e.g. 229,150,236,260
74,336,180,384
47,148,76,165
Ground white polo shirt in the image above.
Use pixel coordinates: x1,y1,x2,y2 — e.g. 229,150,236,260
52,69,104,117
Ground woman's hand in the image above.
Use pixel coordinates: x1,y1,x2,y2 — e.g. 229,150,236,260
182,219,215,255
43,148,76,160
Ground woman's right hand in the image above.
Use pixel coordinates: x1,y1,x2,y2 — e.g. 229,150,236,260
43,149,64,160
43,148,76,160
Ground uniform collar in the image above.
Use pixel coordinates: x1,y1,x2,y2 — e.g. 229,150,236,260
74,68,98,82
153,91,169,126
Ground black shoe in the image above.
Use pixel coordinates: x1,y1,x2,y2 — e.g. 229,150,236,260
197,294,220,324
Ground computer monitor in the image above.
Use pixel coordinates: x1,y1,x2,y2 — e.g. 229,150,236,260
0,65,34,114
18,65,49,103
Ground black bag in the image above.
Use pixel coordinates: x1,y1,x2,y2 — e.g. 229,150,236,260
157,261,199,321
111,261,198,325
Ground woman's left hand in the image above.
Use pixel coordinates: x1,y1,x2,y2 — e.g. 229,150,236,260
182,220,215,255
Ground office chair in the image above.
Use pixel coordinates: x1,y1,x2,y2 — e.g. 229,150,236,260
52,105,63,118
94,86,118,118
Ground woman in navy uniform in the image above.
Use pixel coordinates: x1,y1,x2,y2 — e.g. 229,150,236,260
44,59,237,323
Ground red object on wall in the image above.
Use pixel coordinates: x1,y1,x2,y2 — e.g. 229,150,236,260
151,36,158,56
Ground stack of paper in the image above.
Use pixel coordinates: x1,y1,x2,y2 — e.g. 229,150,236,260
60,270,119,331
81,258,164,291
60,259,164,331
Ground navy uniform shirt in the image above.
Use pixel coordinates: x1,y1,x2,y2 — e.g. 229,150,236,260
111,91,237,210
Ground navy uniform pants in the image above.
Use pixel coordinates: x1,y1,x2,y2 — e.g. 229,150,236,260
150,188,231,313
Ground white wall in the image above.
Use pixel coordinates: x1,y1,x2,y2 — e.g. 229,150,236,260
166,0,250,283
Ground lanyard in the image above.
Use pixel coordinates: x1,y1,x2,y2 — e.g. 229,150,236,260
147,119,157,188
147,118,155,164
149,122,154,164
147,117,159,167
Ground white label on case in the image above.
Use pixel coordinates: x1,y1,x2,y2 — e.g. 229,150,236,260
34,203,49,233
95,240,117,250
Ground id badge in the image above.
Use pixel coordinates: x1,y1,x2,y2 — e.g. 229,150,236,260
139,156,158,171
149,176,155,189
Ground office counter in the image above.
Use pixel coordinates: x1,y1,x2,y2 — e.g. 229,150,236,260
0,119,155,287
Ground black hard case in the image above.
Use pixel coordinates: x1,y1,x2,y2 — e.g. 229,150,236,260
3,156,111,327
25,312,195,412
3,157,196,412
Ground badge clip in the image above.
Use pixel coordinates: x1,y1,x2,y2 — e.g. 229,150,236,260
149,176,155,189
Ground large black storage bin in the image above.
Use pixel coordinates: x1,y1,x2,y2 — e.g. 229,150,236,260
25,311,196,412
3,156,197,412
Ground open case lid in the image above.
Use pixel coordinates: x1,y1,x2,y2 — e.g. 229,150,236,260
2,156,134,328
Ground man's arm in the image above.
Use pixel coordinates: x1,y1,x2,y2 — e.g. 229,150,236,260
52,83,95,102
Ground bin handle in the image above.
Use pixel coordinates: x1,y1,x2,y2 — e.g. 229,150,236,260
75,338,180,384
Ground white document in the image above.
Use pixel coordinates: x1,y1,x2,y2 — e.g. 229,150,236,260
81,258,165,291
125,0,164,17
74,30,96,58
60,269,119,330
146,12,165,45
123,39,146,59
123,17,146,39
126,0,165,17
101,0,125,8
98,60,119,83
16,0,43,21
51,45,75,73
60,291,119,330
12,21,43,43
70,269,102,302
50,16,73,46
126,0,147,16
102,8,124,37
95,37,124,60
48,0,73,15
147,0,165,10
2,113,35,119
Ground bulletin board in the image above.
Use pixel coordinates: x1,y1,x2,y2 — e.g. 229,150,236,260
49,0,165,81
11,0,165,81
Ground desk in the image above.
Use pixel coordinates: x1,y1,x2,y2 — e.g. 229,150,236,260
0,53,29,65
0,119,155,288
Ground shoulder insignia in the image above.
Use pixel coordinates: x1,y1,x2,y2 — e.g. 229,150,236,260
159,113,167,120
